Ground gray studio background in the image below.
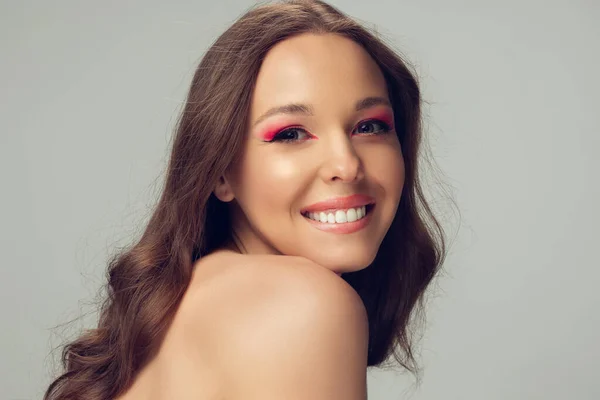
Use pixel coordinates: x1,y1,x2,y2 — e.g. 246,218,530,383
1,0,599,399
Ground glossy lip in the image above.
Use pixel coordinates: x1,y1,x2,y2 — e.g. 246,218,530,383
300,194,376,214
302,204,375,234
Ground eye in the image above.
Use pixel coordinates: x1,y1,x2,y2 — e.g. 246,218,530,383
269,127,310,143
353,119,392,135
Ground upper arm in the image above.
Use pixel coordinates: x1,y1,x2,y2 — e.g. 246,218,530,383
213,258,369,400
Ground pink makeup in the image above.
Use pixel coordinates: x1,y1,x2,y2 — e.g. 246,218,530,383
258,121,316,142
256,108,395,141
361,111,394,131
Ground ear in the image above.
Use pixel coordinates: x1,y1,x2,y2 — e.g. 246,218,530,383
213,175,235,202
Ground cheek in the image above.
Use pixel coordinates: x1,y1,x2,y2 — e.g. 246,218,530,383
363,145,405,197
235,151,305,211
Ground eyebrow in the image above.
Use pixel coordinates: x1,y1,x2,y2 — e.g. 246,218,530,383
252,96,392,127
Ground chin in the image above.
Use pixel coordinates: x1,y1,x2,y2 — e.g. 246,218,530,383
306,245,378,273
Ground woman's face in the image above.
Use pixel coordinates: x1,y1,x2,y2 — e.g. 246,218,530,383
218,33,404,275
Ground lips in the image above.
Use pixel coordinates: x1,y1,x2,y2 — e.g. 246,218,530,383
300,193,376,214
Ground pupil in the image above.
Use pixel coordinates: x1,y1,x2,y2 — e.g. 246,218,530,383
360,123,373,133
284,130,297,139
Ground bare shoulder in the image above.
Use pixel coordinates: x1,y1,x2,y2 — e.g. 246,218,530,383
183,251,369,400
185,250,367,321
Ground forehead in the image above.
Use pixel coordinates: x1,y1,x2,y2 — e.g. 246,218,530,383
250,33,389,122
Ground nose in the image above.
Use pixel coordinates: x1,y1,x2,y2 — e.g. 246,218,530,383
318,134,365,183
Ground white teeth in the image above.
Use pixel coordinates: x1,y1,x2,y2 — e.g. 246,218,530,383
304,206,368,224
335,210,347,223
319,212,327,223
347,208,357,222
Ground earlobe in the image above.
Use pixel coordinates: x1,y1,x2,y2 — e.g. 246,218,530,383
214,176,235,202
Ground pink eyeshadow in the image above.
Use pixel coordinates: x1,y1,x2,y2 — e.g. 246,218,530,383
257,110,395,141
364,111,395,130
259,123,291,141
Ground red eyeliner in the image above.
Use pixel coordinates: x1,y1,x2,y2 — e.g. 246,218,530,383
364,111,394,131
258,110,395,141
260,124,288,141
259,122,316,141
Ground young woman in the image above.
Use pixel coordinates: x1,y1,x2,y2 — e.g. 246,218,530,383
44,0,448,399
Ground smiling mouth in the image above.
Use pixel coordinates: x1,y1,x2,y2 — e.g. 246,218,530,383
301,203,375,224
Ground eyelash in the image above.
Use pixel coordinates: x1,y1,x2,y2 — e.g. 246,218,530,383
268,119,393,143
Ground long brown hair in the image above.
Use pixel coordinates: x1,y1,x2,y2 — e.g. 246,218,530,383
44,0,453,398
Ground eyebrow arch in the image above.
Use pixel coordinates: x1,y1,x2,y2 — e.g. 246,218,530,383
252,96,392,127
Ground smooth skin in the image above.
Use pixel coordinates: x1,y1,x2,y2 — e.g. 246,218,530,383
215,32,405,276
116,33,404,399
